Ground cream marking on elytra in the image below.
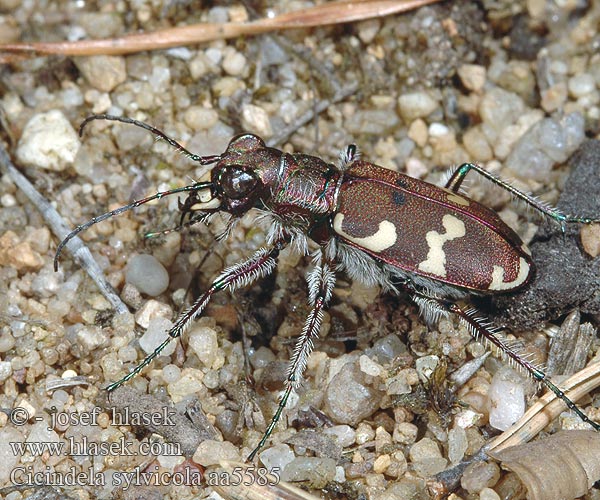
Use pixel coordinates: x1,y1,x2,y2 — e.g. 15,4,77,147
447,193,470,206
417,214,466,277
333,213,397,252
488,257,530,290
521,243,532,256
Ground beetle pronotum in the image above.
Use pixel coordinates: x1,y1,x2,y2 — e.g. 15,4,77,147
55,114,600,461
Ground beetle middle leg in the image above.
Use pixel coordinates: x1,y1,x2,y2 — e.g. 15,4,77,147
106,242,284,392
248,251,336,460
406,286,600,432
445,163,600,227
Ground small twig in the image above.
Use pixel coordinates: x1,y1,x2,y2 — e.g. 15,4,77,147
0,142,128,314
487,358,600,454
266,81,359,148
0,0,441,60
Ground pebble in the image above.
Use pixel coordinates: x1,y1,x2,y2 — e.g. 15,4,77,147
193,439,240,466
323,361,383,425
458,64,486,92
117,345,137,363
487,367,525,431
385,370,412,396
344,109,400,136
357,18,381,44
505,113,585,180
541,82,567,112
78,12,124,38
16,110,80,171
373,480,426,500
77,326,109,352
495,61,535,100
373,454,391,474
480,487,501,500
280,457,337,488
386,451,408,478
0,193,16,207
125,254,170,297
479,88,524,135
568,73,596,98
27,420,59,446
322,425,356,447
188,326,219,368
162,364,181,384
581,223,600,257
249,346,276,368
409,437,448,476
139,317,177,357
366,334,407,363
134,299,173,329
114,122,152,152
398,92,439,121
241,103,272,137
415,355,439,383
167,368,204,402
222,48,247,76
0,361,12,381
408,118,428,147
447,427,468,464
462,126,493,161
355,422,376,445
359,355,383,377
75,55,127,92
393,422,418,445
258,443,295,471
405,157,428,178
0,427,24,484
149,65,171,94
493,109,543,160
0,234,44,271
121,282,143,309
183,106,219,131
461,461,501,493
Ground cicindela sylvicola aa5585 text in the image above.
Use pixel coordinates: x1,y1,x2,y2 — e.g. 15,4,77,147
54,114,600,461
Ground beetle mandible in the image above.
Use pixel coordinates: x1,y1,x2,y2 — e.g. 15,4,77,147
55,114,600,461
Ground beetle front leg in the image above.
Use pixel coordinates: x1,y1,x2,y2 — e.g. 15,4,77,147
106,242,284,391
445,163,600,227
248,253,336,461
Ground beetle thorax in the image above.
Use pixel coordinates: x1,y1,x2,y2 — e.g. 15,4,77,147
269,153,340,217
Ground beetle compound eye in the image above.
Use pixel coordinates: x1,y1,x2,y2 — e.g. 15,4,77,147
220,165,258,199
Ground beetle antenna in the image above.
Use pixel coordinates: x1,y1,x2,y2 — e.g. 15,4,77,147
54,182,213,271
79,114,222,165
144,212,213,239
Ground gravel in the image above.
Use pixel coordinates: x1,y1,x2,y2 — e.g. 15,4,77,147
125,253,170,297
1,1,600,499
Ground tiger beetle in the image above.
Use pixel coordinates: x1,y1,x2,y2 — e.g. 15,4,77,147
55,114,600,461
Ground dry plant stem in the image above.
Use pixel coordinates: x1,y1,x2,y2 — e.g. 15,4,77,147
0,0,441,58
0,142,128,314
432,361,600,496
487,359,600,454
266,81,359,148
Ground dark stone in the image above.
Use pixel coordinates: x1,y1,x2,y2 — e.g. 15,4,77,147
490,140,600,328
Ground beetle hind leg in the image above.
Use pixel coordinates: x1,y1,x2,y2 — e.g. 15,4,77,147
445,163,600,228
407,287,600,432
248,252,336,460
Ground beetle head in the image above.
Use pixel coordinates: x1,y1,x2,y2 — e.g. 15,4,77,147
180,133,281,218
